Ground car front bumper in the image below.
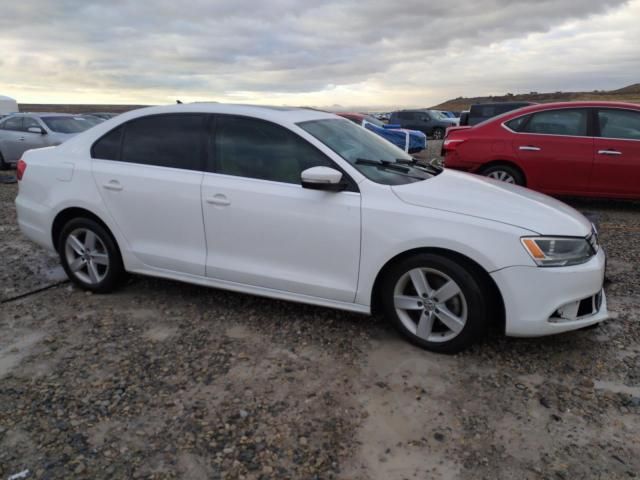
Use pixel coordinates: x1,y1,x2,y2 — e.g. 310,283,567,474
491,248,608,337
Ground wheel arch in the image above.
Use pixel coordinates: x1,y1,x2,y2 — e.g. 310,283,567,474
370,247,506,333
51,207,117,253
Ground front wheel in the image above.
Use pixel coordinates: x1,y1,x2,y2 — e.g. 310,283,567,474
58,217,124,293
381,253,488,353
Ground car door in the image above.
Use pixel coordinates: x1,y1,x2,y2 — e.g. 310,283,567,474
201,115,361,303
0,116,25,162
591,108,640,197
21,116,51,152
91,113,208,275
511,108,593,194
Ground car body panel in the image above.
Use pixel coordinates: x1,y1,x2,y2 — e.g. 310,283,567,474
15,103,608,340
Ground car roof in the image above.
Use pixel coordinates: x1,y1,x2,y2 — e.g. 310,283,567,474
9,112,77,118
498,101,640,117
111,103,337,126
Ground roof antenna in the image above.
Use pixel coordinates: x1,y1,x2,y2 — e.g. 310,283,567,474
176,100,183,104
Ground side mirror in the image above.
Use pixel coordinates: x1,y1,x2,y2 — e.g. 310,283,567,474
301,166,345,192
27,127,46,134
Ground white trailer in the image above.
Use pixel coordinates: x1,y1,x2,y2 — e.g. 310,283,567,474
0,96,18,115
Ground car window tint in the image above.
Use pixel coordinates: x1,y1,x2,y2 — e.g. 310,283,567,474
2,116,23,131
505,115,529,132
91,125,124,160
121,114,204,170
42,116,92,134
598,109,640,140
214,116,334,184
521,109,587,136
23,117,41,131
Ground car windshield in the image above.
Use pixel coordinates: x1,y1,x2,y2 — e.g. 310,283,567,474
298,118,437,185
42,116,93,134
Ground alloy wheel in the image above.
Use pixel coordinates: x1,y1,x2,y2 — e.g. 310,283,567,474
393,267,468,343
486,170,516,184
64,228,110,285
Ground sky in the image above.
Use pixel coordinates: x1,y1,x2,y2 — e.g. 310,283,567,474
0,0,638,109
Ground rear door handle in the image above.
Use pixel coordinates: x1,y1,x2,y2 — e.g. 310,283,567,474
18,137,25,141
519,145,541,151
102,180,123,191
206,194,231,206
597,149,621,156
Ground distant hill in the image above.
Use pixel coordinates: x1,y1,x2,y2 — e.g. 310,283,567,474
18,104,146,114
432,84,640,112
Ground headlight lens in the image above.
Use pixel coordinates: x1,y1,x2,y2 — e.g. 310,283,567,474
521,236,595,267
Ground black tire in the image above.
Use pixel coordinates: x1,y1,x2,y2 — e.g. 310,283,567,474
432,128,445,140
57,217,125,293
480,164,525,186
0,151,8,170
380,253,488,354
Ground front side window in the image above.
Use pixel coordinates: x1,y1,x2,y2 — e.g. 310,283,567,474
121,114,205,170
598,109,640,140
23,117,41,131
214,116,334,184
521,109,587,136
299,118,437,186
1,116,23,131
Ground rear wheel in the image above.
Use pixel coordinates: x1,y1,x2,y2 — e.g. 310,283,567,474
381,253,488,354
0,151,8,170
432,128,445,140
58,217,124,293
480,164,525,186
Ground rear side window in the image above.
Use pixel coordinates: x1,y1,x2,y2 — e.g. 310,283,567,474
92,125,123,160
598,109,640,140
120,114,205,170
504,115,530,132
1,116,23,131
397,112,416,121
520,109,587,136
214,116,334,184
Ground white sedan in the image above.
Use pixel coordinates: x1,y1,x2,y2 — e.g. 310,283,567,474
14,104,608,353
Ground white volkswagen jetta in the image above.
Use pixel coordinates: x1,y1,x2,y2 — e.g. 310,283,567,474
15,104,608,353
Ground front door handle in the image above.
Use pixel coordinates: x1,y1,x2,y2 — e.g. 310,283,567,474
597,149,621,156
519,145,541,152
206,194,231,206
102,180,123,191
18,137,25,141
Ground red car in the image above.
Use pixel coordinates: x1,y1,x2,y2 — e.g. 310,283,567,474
442,101,640,199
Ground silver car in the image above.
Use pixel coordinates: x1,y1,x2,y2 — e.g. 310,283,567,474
0,113,94,169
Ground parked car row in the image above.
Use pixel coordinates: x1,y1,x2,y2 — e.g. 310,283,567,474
0,112,115,169
337,112,427,153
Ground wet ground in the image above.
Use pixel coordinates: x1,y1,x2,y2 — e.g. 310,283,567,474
1,155,639,479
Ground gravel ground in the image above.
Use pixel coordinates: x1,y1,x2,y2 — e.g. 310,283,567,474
1,155,639,479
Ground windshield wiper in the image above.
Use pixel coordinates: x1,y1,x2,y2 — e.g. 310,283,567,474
396,158,442,174
355,158,428,180
355,158,411,173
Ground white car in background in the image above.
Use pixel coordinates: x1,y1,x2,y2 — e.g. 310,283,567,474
15,104,608,353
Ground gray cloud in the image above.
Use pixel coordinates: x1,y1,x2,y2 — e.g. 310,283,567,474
0,0,636,106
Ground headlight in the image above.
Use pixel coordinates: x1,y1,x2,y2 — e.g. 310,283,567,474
521,236,595,267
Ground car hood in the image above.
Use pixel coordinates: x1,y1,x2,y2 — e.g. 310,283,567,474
391,169,592,236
